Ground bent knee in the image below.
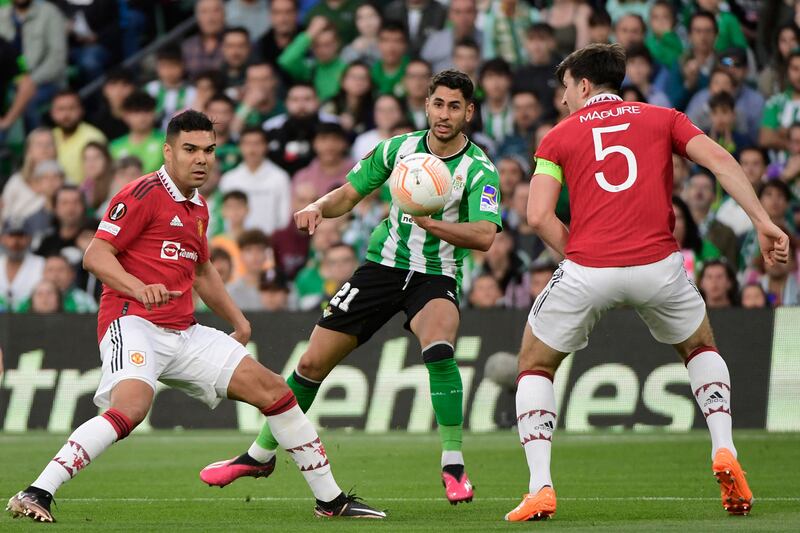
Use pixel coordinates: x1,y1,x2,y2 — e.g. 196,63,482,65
296,355,330,382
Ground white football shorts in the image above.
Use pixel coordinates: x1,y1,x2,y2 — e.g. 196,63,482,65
528,251,706,353
94,315,249,409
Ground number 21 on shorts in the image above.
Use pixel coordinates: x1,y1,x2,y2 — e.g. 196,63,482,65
592,123,638,193
330,282,360,312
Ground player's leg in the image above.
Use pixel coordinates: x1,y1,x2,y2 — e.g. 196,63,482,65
634,252,751,515
200,326,358,486
673,317,752,515
408,297,473,503
201,262,400,487
507,260,608,522
178,324,383,518
8,317,158,522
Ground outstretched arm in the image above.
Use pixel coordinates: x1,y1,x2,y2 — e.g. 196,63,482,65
411,218,496,252
527,174,569,256
294,182,364,234
194,260,251,345
686,134,789,265
83,238,182,310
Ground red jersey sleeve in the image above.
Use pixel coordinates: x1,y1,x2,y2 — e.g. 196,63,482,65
95,189,154,251
534,127,563,166
670,110,704,158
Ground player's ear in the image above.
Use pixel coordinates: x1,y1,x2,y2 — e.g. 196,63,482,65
163,140,172,163
465,101,475,122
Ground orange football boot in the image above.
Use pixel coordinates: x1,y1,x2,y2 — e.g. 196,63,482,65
712,448,753,515
504,486,556,522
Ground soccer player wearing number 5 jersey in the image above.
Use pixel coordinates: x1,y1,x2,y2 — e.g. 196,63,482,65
200,70,502,505
7,111,384,522
505,44,790,522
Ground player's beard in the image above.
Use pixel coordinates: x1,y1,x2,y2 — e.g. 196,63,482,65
430,119,464,143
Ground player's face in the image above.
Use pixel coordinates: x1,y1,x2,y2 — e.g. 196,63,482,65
560,71,585,114
426,86,474,142
165,130,217,192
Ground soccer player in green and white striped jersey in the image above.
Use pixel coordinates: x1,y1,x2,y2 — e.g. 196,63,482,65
200,70,502,505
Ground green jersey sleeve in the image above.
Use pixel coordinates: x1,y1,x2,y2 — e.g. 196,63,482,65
346,139,395,196
467,166,503,230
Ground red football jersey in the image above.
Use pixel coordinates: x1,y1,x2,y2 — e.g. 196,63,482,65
535,94,703,267
94,167,210,341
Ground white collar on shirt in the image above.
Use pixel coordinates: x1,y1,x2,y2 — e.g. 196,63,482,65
157,165,204,206
585,93,623,107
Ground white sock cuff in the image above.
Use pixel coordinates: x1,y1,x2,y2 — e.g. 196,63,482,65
441,450,464,467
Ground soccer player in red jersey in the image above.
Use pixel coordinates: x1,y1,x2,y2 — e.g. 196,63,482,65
7,111,385,522
505,44,790,522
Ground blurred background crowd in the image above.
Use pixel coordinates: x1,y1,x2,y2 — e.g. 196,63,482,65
0,0,799,315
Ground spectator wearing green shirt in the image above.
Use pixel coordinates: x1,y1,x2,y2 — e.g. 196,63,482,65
230,62,285,138
18,255,97,313
760,51,800,152
109,92,165,174
278,16,347,102
645,0,683,69
696,0,748,53
206,93,242,174
295,241,357,311
372,22,410,96
304,0,359,44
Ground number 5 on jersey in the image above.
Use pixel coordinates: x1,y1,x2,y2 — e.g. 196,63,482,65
592,123,638,193
330,282,360,312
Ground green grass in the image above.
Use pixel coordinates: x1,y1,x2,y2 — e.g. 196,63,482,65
1,430,798,531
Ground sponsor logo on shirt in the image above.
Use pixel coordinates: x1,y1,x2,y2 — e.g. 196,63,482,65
129,351,146,367
401,213,416,225
160,241,199,262
98,220,121,236
479,184,499,214
109,202,127,221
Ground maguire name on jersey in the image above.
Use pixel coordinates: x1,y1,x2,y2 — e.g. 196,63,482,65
347,130,502,289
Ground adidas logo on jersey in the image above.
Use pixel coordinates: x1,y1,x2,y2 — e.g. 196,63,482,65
170,216,183,227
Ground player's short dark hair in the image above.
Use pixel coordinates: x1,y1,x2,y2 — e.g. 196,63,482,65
156,44,183,64
588,9,612,28
315,122,348,141
222,190,248,204
526,22,555,40
556,43,626,92
689,10,718,34
708,91,736,112
238,229,270,249
758,179,791,202
122,91,157,113
429,69,474,102
240,125,268,143
224,26,250,41
379,21,408,41
479,58,512,80
206,92,236,111
166,110,214,142
626,44,653,65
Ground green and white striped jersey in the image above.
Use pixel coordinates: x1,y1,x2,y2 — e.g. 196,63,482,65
347,130,502,289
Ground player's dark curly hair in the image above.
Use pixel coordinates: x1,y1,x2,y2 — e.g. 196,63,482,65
166,110,214,142
555,43,626,92
429,69,474,102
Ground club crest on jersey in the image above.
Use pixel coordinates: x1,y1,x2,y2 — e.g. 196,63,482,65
129,351,146,367
109,202,127,221
452,174,465,192
480,185,498,213
196,218,204,237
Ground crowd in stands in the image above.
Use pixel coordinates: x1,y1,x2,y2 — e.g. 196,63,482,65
1,0,799,315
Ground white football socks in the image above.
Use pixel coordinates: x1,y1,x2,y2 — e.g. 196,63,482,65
264,403,342,502
687,349,736,459
31,415,120,495
516,372,557,494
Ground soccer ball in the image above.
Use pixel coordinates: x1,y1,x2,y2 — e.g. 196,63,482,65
389,153,453,216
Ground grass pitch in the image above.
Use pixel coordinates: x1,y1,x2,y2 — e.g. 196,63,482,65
1,430,798,532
